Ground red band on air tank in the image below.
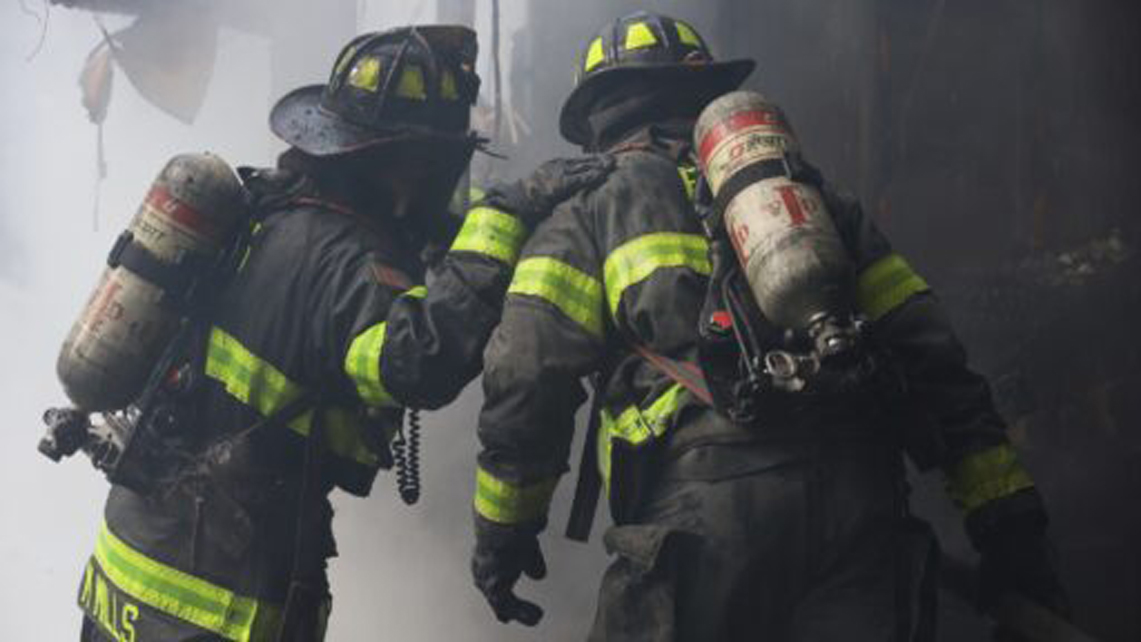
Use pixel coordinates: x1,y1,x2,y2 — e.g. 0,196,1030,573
144,185,224,241
696,109,787,169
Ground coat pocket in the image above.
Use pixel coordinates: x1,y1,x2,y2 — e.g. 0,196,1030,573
589,523,692,642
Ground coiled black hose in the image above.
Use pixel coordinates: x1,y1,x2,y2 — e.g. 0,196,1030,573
392,409,421,505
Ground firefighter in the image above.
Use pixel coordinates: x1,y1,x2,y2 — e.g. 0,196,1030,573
470,11,1067,641
75,26,610,641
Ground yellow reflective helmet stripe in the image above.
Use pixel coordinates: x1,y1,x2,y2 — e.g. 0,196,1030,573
946,444,1036,513
450,206,527,265
603,232,711,318
473,466,559,524
584,37,606,73
856,253,930,321
343,287,428,408
675,21,703,48
509,257,605,337
597,383,687,486
206,327,380,468
396,65,427,100
624,22,659,50
94,521,281,641
347,56,382,92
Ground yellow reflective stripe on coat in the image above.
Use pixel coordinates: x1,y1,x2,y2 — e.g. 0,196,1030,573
677,164,698,201
945,444,1035,513
597,384,687,486
856,253,930,321
603,232,711,317
450,206,527,265
473,466,559,525
93,521,280,641
344,286,428,408
206,327,379,468
509,257,605,337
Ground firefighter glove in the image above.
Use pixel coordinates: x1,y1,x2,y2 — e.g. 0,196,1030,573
471,514,547,627
481,154,615,229
968,492,1070,638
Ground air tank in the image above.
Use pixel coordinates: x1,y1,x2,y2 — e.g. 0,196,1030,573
56,153,246,411
694,91,857,358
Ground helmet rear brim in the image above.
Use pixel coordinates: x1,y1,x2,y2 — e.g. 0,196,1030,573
270,84,479,157
559,59,756,147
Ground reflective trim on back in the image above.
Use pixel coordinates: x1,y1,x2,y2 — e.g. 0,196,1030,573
206,326,381,468
508,257,605,337
603,232,711,317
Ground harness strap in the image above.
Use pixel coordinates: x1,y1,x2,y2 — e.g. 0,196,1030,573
564,349,712,542
628,344,714,406
278,401,328,642
565,383,604,543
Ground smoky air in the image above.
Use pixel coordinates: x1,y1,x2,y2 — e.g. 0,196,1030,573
2,1,1137,641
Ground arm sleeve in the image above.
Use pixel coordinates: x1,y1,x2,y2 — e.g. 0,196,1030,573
310,204,528,411
475,198,607,526
826,188,1037,516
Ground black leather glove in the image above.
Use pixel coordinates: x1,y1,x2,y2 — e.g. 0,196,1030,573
967,491,1070,640
481,155,615,229
471,515,547,627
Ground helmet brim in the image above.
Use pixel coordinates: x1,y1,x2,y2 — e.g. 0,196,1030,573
270,84,479,157
558,59,756,147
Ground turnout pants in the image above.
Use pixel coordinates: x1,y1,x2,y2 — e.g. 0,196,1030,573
589,433,938,642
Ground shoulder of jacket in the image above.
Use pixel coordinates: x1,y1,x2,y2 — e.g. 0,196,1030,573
588,150,681,197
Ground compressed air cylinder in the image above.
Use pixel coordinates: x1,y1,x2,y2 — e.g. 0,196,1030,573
694,91,855,345
57,153,246,411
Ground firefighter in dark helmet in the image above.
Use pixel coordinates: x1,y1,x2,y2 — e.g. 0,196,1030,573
470,11,1067,641
74,26,610,641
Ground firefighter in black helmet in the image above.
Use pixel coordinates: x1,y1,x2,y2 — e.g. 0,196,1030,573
470,11,1067,640
75,26,610,642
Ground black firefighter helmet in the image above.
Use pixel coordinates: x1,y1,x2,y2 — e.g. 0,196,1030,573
270,25,481,157
559,12,755,147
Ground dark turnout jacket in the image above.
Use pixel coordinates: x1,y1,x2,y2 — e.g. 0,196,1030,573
473,125,1037,534
79,166,528,641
